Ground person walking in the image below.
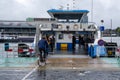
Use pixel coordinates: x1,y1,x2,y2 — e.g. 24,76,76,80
38,36,48,64
72,35,76,52
49,37,54,53
79,35,82,48
79,36,85,49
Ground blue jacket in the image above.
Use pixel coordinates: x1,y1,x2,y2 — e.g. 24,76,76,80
38,39,48,49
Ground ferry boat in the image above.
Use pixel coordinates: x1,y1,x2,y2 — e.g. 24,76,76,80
0,8,106,58
0,21,36,57
31,9,105,57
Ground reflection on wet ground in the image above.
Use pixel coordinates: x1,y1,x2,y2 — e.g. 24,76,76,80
1,49,120,80
26,69,120,80
23,55,120,80
0,56,120,80
0,69,30,80
45,55,120,70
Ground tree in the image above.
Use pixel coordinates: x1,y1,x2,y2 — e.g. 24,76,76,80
116,27,120,36
116,27,120,32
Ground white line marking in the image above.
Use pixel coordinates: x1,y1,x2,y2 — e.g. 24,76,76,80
21,66,38,80
0,73,25,75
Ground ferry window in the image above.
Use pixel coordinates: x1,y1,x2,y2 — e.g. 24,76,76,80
58,34,63,39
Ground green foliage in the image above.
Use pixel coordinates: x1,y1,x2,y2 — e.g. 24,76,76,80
116,27,120,33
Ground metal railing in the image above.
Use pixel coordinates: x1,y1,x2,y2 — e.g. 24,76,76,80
0,45,35,58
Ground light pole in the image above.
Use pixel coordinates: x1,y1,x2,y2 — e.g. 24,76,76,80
91,0,93,22
110,19,112,42
101,20,104,38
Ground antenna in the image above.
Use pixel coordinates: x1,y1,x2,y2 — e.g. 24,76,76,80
73,0,75,9
91,0,93,22
67,4,69,10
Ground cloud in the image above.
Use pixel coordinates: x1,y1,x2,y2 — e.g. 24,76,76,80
0,0,120,28
92,0,120,28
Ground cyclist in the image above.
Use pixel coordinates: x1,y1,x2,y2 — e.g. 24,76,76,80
38,36,48,66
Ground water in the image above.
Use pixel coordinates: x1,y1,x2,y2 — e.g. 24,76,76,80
102,37,120,46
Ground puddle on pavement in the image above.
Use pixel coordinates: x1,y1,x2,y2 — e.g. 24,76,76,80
28,68,118,80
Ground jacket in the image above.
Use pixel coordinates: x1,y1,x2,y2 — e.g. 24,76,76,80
38,39,48,49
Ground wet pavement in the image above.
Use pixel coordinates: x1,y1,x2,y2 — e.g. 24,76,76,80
0,68,31,80
1,53,120,80
1,67,120,80
26,56,120,80
45,55,120,70
25,69,120,80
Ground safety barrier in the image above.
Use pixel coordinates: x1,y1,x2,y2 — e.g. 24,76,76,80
88,45,107,58
0,45,35,58
88,45,120,58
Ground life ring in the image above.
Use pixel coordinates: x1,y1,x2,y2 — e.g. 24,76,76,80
73,24,78,29
58,24,62,29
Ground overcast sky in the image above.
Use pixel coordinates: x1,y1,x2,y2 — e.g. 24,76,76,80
0,0,120,29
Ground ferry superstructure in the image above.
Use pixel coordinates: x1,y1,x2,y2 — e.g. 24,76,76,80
33,9,101,52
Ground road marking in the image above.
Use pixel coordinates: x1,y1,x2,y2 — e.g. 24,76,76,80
21,66,38,80
0,73,25,75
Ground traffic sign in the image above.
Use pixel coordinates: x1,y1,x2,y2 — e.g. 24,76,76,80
98,39,104,46
99,26,104,31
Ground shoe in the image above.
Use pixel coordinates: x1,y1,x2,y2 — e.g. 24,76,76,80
41,62,45,66
38,61,42,66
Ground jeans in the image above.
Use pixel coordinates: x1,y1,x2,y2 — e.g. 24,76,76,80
39,48,46,62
